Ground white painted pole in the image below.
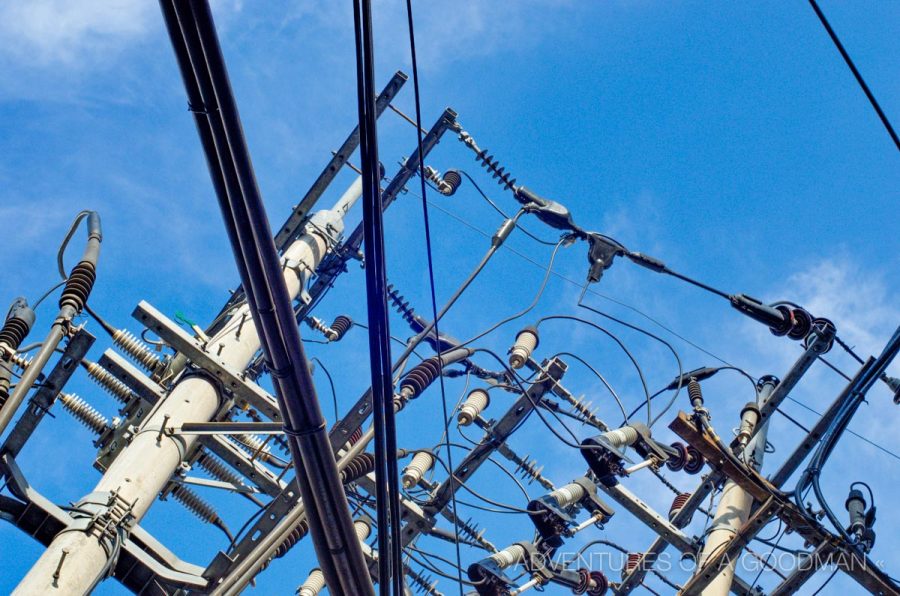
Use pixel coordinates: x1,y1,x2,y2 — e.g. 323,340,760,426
14,180,361,595
694,380,775,596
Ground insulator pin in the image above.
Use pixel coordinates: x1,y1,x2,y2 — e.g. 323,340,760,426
59,393,109,436
402,452,435,488
508,326,539,370
458,388,489,426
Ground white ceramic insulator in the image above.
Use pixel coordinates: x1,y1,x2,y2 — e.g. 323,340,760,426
59,393,108,436
550,482,585,508
297,568,326,596
490,544,526,569
603,425,638,449
508,329,538,370
85,361,134,404
402,452,434,488
113,329,161,371
458,388,489,426
353,519,371,541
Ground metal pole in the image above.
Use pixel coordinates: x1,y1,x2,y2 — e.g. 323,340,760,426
693,379,776,596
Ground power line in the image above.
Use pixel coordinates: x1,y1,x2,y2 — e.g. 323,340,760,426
807,0,900,153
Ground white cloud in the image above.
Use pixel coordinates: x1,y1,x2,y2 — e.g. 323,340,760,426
0,0,154,67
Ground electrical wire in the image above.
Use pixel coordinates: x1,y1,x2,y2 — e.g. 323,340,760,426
535,315,651,425
403,2,464,591
549,350,627,424
807,0,900,153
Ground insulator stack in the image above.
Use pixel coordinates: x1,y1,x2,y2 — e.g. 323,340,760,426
353,519,371,542
684,445,705,475
458,130,517,192
400,357,442,399
508,326,539,370
457,388,489,426
0,299,34,350
169,484,224,528
562,393,603,427
305,316,338,341
687,378,704,408
575,568,609,596
407,566,441,595
602,425,639,450
235,433,273,458
422,165,462,196
340,452,376,484
489,544,525,569
387,284,418,328
458,517,496,552
402,452,435,488
669,493,692,527
273,519,310,559
113,328,162,372
58,393,109,436
59,261,96,312
622,552,642,579
83,360,136,404
549,482,586,508
511,452,554,491
297,568,326,596
197,452,245,488
329,315,352,341
348,427,363,445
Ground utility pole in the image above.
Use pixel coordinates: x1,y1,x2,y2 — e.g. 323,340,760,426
692,378,775,596
12,182,362,595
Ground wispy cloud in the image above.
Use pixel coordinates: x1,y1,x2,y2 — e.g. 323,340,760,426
0,0,154,67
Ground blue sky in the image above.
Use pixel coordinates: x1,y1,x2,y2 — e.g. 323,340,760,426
1,1,898,594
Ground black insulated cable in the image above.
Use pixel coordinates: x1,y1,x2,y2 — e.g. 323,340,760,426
807,0,900,153
351,0,401,592
160,2,371,594
404,1,465,591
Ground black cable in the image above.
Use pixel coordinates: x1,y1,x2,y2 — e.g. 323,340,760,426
310,357,338,421
550,350,627,423
536,315,651,424
807,0,900,153
810,567,839,595
352,0,398,591
457,170,558,246
403,2,463,593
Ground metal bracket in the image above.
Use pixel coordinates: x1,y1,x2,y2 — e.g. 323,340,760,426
132,300,282,421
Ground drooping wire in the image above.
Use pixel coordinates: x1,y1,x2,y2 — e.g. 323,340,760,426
807,0,900,153
403,0,463,591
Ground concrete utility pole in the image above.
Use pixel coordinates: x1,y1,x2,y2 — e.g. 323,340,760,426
13,179,362,595
694,379,775,596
